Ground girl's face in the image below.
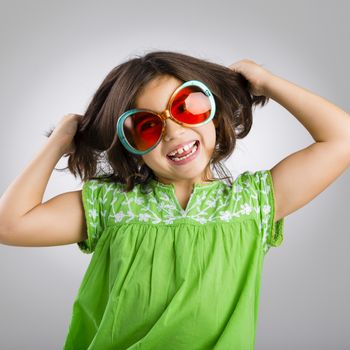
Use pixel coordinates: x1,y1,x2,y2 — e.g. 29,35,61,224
134,75,217,186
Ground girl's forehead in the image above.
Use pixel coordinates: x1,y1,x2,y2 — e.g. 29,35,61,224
135,76,183,112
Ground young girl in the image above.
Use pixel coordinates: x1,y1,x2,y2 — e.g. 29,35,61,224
1,50,349,349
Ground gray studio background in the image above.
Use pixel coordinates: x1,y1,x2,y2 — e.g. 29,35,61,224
0,0,349,349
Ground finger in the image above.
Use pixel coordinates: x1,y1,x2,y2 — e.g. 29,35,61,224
229,63,239,72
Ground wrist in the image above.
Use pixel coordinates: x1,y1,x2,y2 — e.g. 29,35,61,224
45,135,69,157
262,73,281,98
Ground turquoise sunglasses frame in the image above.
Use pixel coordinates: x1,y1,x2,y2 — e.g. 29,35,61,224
116,79,216,155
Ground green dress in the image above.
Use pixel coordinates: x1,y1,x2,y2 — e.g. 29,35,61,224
63,169,284,350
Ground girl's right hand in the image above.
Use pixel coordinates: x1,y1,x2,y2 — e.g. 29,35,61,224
48,113,82,156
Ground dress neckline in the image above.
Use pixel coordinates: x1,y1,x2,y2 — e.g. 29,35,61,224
148,178,222,213
148,178,221,191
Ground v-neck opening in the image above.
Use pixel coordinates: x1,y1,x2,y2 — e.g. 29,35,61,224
148,178,221,213
148,178,219,190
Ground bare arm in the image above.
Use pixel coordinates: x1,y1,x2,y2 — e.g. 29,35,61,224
0,114,87,246
0,190,87,247
263,74,350,222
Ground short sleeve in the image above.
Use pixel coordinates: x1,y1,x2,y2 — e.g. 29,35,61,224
77,180,106,254
240,169,284,255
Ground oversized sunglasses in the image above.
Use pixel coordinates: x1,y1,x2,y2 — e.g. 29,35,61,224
116,80,216,155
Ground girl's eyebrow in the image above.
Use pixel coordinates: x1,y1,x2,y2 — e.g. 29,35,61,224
137,106,163,113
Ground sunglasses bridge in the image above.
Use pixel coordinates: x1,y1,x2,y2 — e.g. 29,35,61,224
153,109,187,127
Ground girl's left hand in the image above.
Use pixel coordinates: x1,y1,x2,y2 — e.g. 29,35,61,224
228,59,274,97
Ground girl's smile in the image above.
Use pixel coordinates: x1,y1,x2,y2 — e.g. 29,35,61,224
166,139,200,165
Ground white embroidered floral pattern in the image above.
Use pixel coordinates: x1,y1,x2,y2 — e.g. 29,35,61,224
78,170,284,255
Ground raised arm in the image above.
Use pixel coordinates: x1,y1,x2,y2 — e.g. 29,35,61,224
229,59,350,222
0,114,87,247
264,74,350,221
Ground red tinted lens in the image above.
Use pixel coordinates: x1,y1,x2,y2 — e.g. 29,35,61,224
122,112,163,151
170,85,211,124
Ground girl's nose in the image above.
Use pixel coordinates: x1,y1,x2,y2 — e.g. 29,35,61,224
162,118,185,142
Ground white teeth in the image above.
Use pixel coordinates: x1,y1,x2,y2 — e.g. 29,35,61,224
169,144,198,162
168,141,196,156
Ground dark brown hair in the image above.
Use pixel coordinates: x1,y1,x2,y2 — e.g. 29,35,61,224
45,50,269,191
